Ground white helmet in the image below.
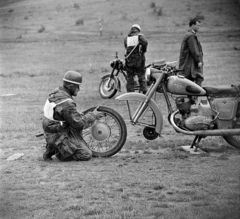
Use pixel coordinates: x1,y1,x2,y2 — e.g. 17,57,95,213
131,24,141,31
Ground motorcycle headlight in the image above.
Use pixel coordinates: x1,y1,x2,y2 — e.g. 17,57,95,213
110,60,115,68
145,67,151,81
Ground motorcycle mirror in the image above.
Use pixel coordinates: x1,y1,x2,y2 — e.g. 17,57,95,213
112,52,119,58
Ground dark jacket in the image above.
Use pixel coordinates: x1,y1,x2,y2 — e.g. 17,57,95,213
178,29,203,79
42,87,96,160
124,29,148,68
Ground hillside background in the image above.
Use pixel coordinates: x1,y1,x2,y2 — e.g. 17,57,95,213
0,0,240,82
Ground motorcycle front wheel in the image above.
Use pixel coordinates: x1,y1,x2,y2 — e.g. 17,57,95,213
99,74,118,99
82,106,127,157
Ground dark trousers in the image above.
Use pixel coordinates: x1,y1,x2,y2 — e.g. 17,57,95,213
125,66,147,93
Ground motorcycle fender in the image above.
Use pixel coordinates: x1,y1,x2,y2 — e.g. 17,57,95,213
116,93,163,135
102,74,120,91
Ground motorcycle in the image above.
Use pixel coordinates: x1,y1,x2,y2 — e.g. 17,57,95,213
115,59,240,151
98,52,143,99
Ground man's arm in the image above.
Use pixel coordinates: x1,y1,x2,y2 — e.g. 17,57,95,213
139,35,148,53
187,35,202,66
62,102,97,130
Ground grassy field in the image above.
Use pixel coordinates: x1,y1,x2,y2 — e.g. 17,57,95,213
0,0,240,218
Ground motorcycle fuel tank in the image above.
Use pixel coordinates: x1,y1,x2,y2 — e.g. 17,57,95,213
167,75,206,95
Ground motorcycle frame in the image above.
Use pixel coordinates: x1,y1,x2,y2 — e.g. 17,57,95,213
116,72,168,135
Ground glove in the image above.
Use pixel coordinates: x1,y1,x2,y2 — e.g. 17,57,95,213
92,106,99,114
92,106,103,120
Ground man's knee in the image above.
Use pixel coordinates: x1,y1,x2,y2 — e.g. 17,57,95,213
74,148,92,161
84,149,92,160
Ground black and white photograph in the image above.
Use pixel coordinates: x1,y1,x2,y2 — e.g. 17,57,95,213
0,0,240,218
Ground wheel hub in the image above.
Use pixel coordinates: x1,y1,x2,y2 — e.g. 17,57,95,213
90,122,111,142
143,127,159,140
103,79,112,91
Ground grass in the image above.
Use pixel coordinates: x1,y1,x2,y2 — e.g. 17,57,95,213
1,153,240,219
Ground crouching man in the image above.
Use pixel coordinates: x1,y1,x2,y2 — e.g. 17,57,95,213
42,71,100,161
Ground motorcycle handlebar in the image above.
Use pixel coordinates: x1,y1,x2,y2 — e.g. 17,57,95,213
145,61,178,69
166,61,178,65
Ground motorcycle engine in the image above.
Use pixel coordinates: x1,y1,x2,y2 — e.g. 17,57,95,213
183,115,213,131
175,96,214,131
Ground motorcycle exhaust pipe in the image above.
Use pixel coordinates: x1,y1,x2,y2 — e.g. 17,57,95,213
194,129,240,136
170,111,240,136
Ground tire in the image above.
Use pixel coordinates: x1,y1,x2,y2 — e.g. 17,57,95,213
82,106,127,157
223,135,240,149
99,74,118,99
223,114,240,149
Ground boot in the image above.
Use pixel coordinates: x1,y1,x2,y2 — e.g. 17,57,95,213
43,144,55,161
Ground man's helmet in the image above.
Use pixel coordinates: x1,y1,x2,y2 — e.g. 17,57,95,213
63,71,82,85
131,24,141,31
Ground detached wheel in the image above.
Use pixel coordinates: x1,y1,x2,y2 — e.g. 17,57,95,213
82,106,127,157
143,127,159,140
99,75,118,99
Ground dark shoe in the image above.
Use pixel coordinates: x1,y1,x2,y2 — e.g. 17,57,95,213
43,144,55,161
43,156,53,161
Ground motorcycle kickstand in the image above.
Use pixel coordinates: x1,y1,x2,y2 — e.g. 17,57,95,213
190,135,202,152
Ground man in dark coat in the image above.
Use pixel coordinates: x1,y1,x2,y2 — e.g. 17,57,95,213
124,24,148,94
42,71,100,161
178,18,204,86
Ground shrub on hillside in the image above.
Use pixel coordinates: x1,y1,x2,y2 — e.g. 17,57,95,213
156,7,163,16
73,3,79,9
150,2,163,16
150,2,156,8
38,25,45,33
75,19,84,26
196,11,205,20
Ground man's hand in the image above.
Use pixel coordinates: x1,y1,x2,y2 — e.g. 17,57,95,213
92,106,103,120
198,62,203,68
92,106,99,114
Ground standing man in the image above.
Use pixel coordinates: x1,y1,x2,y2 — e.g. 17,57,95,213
178,18,204,86
42,70,100,161
124,24,148,94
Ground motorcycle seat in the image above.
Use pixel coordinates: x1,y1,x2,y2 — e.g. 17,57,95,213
203,84,240,97
152,59,166,68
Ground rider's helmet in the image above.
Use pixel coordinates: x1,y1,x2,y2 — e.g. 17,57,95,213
63,71,82,85
131,24,141,32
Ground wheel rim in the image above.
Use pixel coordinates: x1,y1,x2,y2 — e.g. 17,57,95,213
82,112,121,153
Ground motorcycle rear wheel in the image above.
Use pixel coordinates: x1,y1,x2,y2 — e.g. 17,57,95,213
99,75,118,99
223,135,240,149
82,106,127,157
